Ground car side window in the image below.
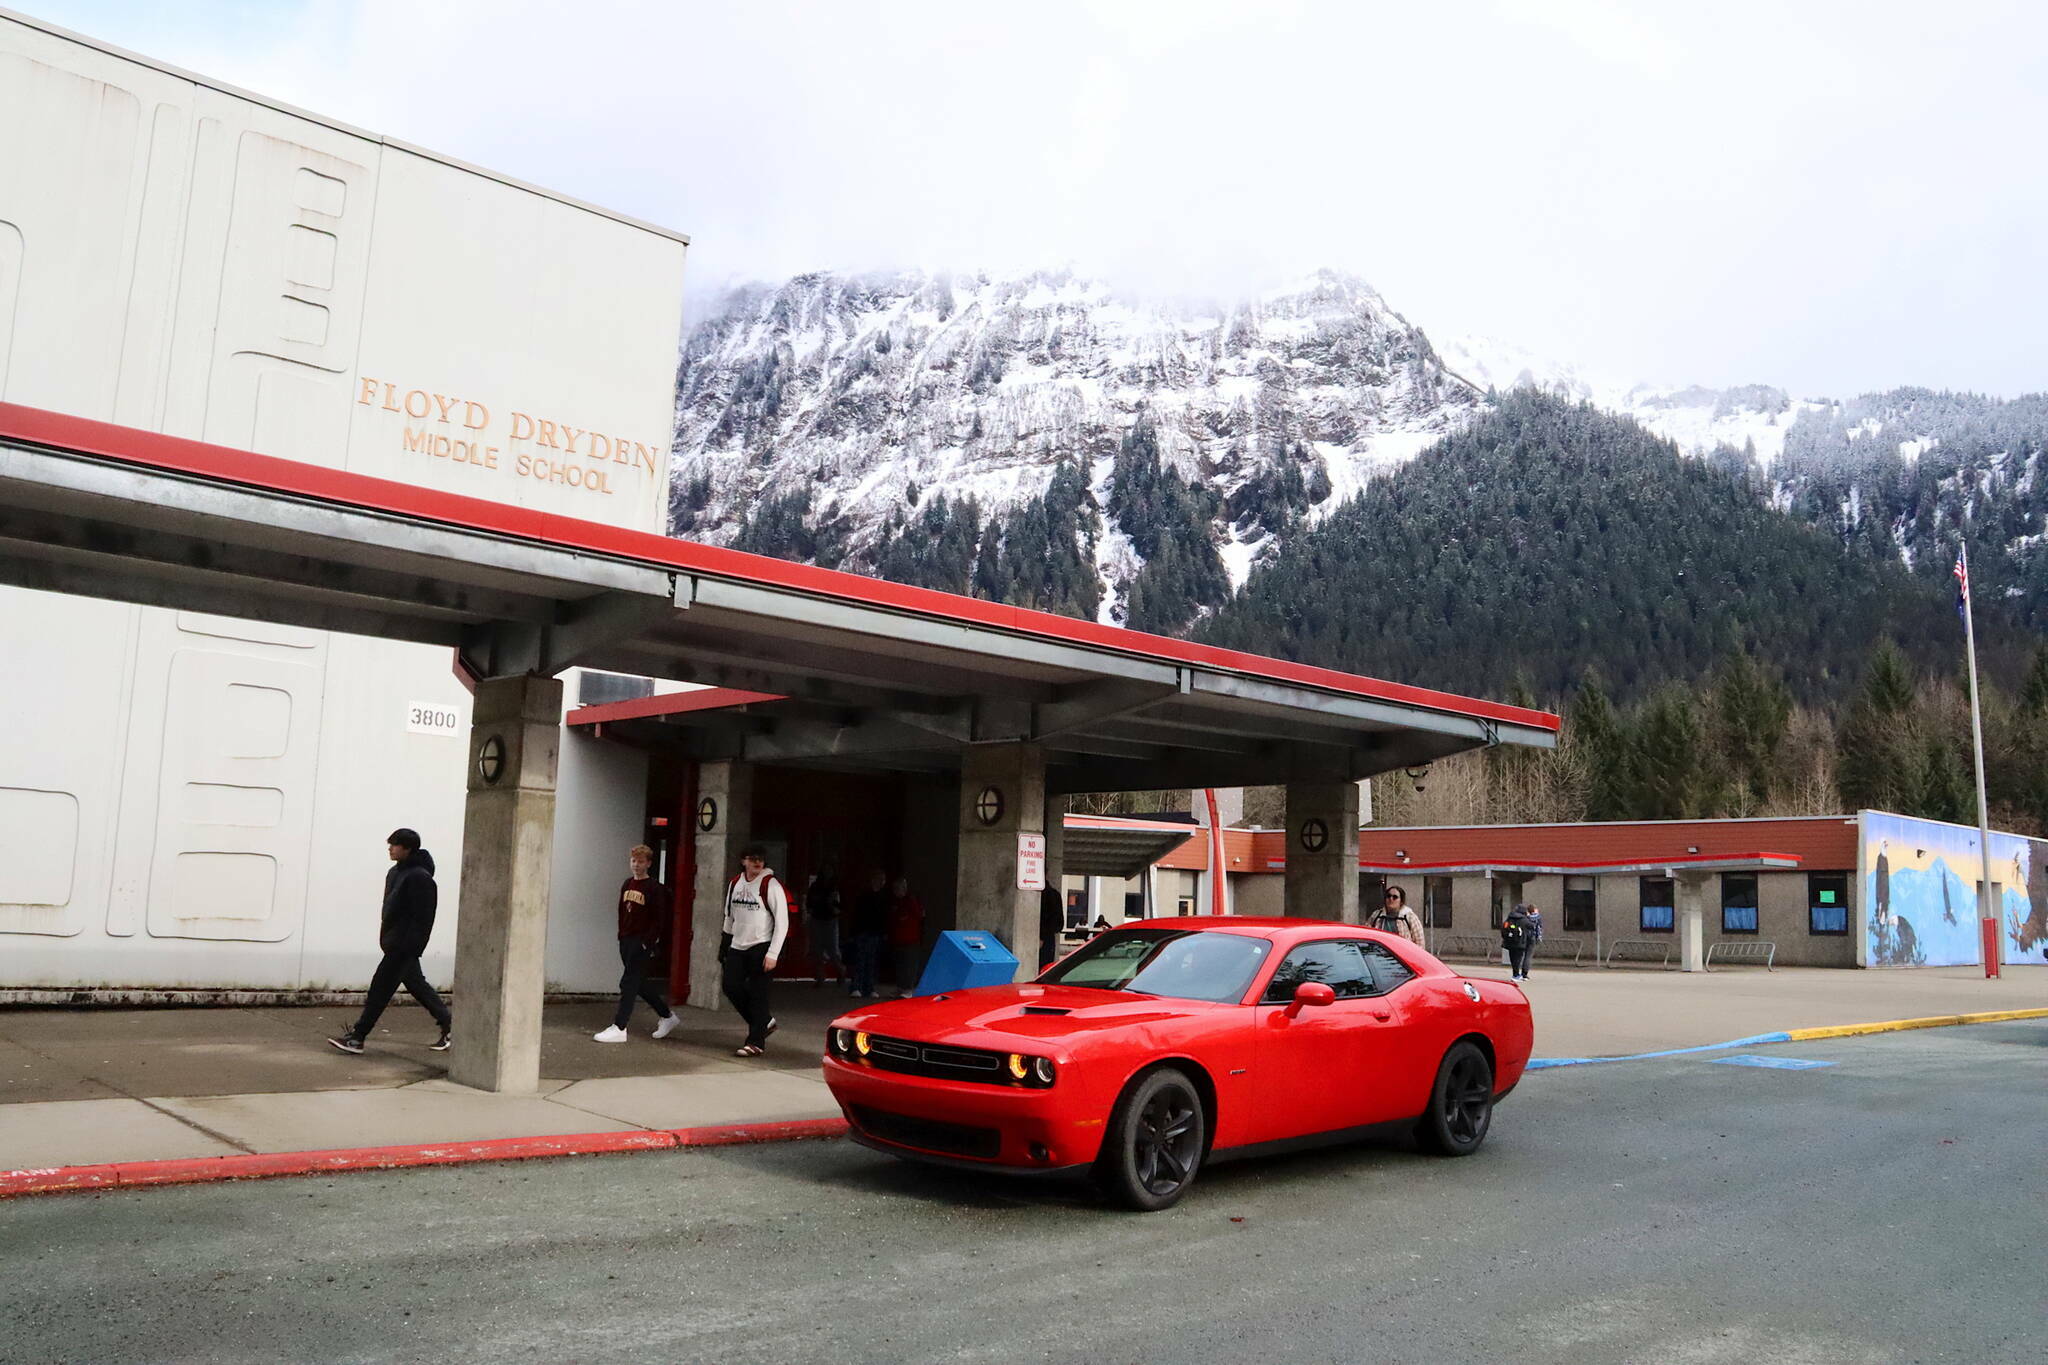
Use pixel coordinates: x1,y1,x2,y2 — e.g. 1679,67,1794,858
1361,941,1416,995
1262,940,1374,1003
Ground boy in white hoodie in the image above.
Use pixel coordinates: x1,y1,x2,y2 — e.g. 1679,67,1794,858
721,845,789,1056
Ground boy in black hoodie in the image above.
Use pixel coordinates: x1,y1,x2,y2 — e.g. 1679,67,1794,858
328,828,453,1054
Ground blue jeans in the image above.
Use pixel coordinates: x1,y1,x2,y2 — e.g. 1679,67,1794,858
848,934,883,995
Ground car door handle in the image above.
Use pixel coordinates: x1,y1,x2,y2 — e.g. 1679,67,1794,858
1371,1010,1392,1022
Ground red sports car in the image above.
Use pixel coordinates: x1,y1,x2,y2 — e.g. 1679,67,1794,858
822,917,1532,1210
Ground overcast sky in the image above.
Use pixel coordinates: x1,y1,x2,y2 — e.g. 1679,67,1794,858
23,0,2047,398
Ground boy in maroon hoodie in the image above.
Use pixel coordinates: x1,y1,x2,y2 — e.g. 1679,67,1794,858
594,844,682,1042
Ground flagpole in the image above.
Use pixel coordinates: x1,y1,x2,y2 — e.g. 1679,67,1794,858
1958,543,2000,980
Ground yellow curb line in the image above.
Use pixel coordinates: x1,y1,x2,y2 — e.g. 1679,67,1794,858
1783,1007,2048,1041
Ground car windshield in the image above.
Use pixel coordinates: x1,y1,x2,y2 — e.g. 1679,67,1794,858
1038,928,1271,1004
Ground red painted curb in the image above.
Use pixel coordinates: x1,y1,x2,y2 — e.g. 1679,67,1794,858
672,1117,849,1147
0,1118,846,1199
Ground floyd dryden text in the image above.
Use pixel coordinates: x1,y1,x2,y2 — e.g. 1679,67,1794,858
358,378,663,499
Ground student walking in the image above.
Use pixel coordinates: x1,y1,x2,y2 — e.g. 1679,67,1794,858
1370,885,1426,945
1502,901,1543,982
594,844,681,1043
328,829,451,1055
721,845,788,1056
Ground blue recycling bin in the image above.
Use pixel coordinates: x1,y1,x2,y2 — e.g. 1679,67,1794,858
912,929,1020,996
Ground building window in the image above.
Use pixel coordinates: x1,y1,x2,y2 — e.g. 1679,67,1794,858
1639,877,1675,933
1722,873,1759,934
1490,878,1512,930
1423,876,1454,927
1808,872,1849,935
1563,876,1596,933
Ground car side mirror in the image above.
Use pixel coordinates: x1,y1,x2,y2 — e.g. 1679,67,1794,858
1285,981,1336,1018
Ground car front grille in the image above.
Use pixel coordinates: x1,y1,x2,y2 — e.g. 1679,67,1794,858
863,1035,1009,1083
851,1105,1002,1159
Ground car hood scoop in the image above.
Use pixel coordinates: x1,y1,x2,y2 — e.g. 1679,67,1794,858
1020,1006,1071,1016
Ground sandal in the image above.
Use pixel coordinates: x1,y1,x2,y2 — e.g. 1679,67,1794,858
735,1044,764,1057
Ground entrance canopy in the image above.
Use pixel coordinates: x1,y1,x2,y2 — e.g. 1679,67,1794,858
1059,815,1198,879
0,403,1559,792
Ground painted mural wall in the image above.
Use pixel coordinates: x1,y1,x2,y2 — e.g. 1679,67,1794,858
1859,811,2046,968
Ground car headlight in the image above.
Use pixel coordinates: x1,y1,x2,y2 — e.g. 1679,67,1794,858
1007,1053,1057,1087
854,1031,871,1057
831,1027,854,1056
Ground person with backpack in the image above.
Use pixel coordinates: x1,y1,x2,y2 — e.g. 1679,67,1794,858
721,845,788,1057
1502,901,1543,982
1370,885,1426,945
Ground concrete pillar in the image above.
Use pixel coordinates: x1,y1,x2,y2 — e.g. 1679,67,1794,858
1284,779,1360,923
1677,873,1708,972
689,761,753,1011
448,674,562,1094
956,743,1046,978
1087,875,1116,924
1043,790,1066,915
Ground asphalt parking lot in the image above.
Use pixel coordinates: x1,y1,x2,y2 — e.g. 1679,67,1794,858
4,1021,2042,1365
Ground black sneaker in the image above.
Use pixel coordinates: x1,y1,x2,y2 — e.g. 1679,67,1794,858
327,1033,365,1055
429,1029,452,1052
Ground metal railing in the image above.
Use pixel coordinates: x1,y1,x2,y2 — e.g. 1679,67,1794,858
1429,934,1503,962
1529,937,1585,965
1431,934,1585,966
1604,938,1675,969
1706,940,1778,970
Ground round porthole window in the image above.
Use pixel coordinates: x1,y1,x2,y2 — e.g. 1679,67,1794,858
476,734,506,786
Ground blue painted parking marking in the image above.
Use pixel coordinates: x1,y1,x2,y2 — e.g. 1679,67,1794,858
1710,1054,1835,1070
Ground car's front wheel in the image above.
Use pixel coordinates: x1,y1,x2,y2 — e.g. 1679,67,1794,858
1094,1067,1206,1211
1415,1040,1494,1156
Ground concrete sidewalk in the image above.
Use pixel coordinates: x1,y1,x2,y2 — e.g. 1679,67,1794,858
3,966,2042,1174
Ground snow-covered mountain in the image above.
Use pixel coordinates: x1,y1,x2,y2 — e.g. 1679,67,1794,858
669,268,1479,612
668,266,2047,629
1436,335,1822,468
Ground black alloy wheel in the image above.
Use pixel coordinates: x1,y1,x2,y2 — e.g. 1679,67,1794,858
1096,1067,1206,1211
1416,1040,1494,1156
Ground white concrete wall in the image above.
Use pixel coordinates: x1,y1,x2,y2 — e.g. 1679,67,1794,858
0,14,686,991
544,712,650,993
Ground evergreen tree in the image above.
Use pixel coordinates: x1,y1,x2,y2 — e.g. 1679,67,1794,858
1836,640,1920,813
1569,673,1630,820
1630,685,1713,819
1710,651,1792,813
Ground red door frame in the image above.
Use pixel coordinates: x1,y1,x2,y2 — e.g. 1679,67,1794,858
667,761,696,1002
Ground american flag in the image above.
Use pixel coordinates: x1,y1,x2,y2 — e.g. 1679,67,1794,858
1954,549,1969,618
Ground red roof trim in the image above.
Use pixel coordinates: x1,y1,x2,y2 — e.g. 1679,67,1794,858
1356,851,1805,872
1064,815,1203,833
566,688,782,727
0,403,1558,733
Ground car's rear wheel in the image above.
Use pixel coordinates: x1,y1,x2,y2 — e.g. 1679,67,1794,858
1094,1067,1206,1211
1415,1041,1494,1156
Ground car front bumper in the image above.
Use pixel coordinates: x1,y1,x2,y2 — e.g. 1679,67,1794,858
823,1053,1106,1171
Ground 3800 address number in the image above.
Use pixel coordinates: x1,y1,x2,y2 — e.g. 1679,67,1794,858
407,702,463,736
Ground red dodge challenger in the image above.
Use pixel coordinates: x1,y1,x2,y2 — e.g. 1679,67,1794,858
822,917,1532,1210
